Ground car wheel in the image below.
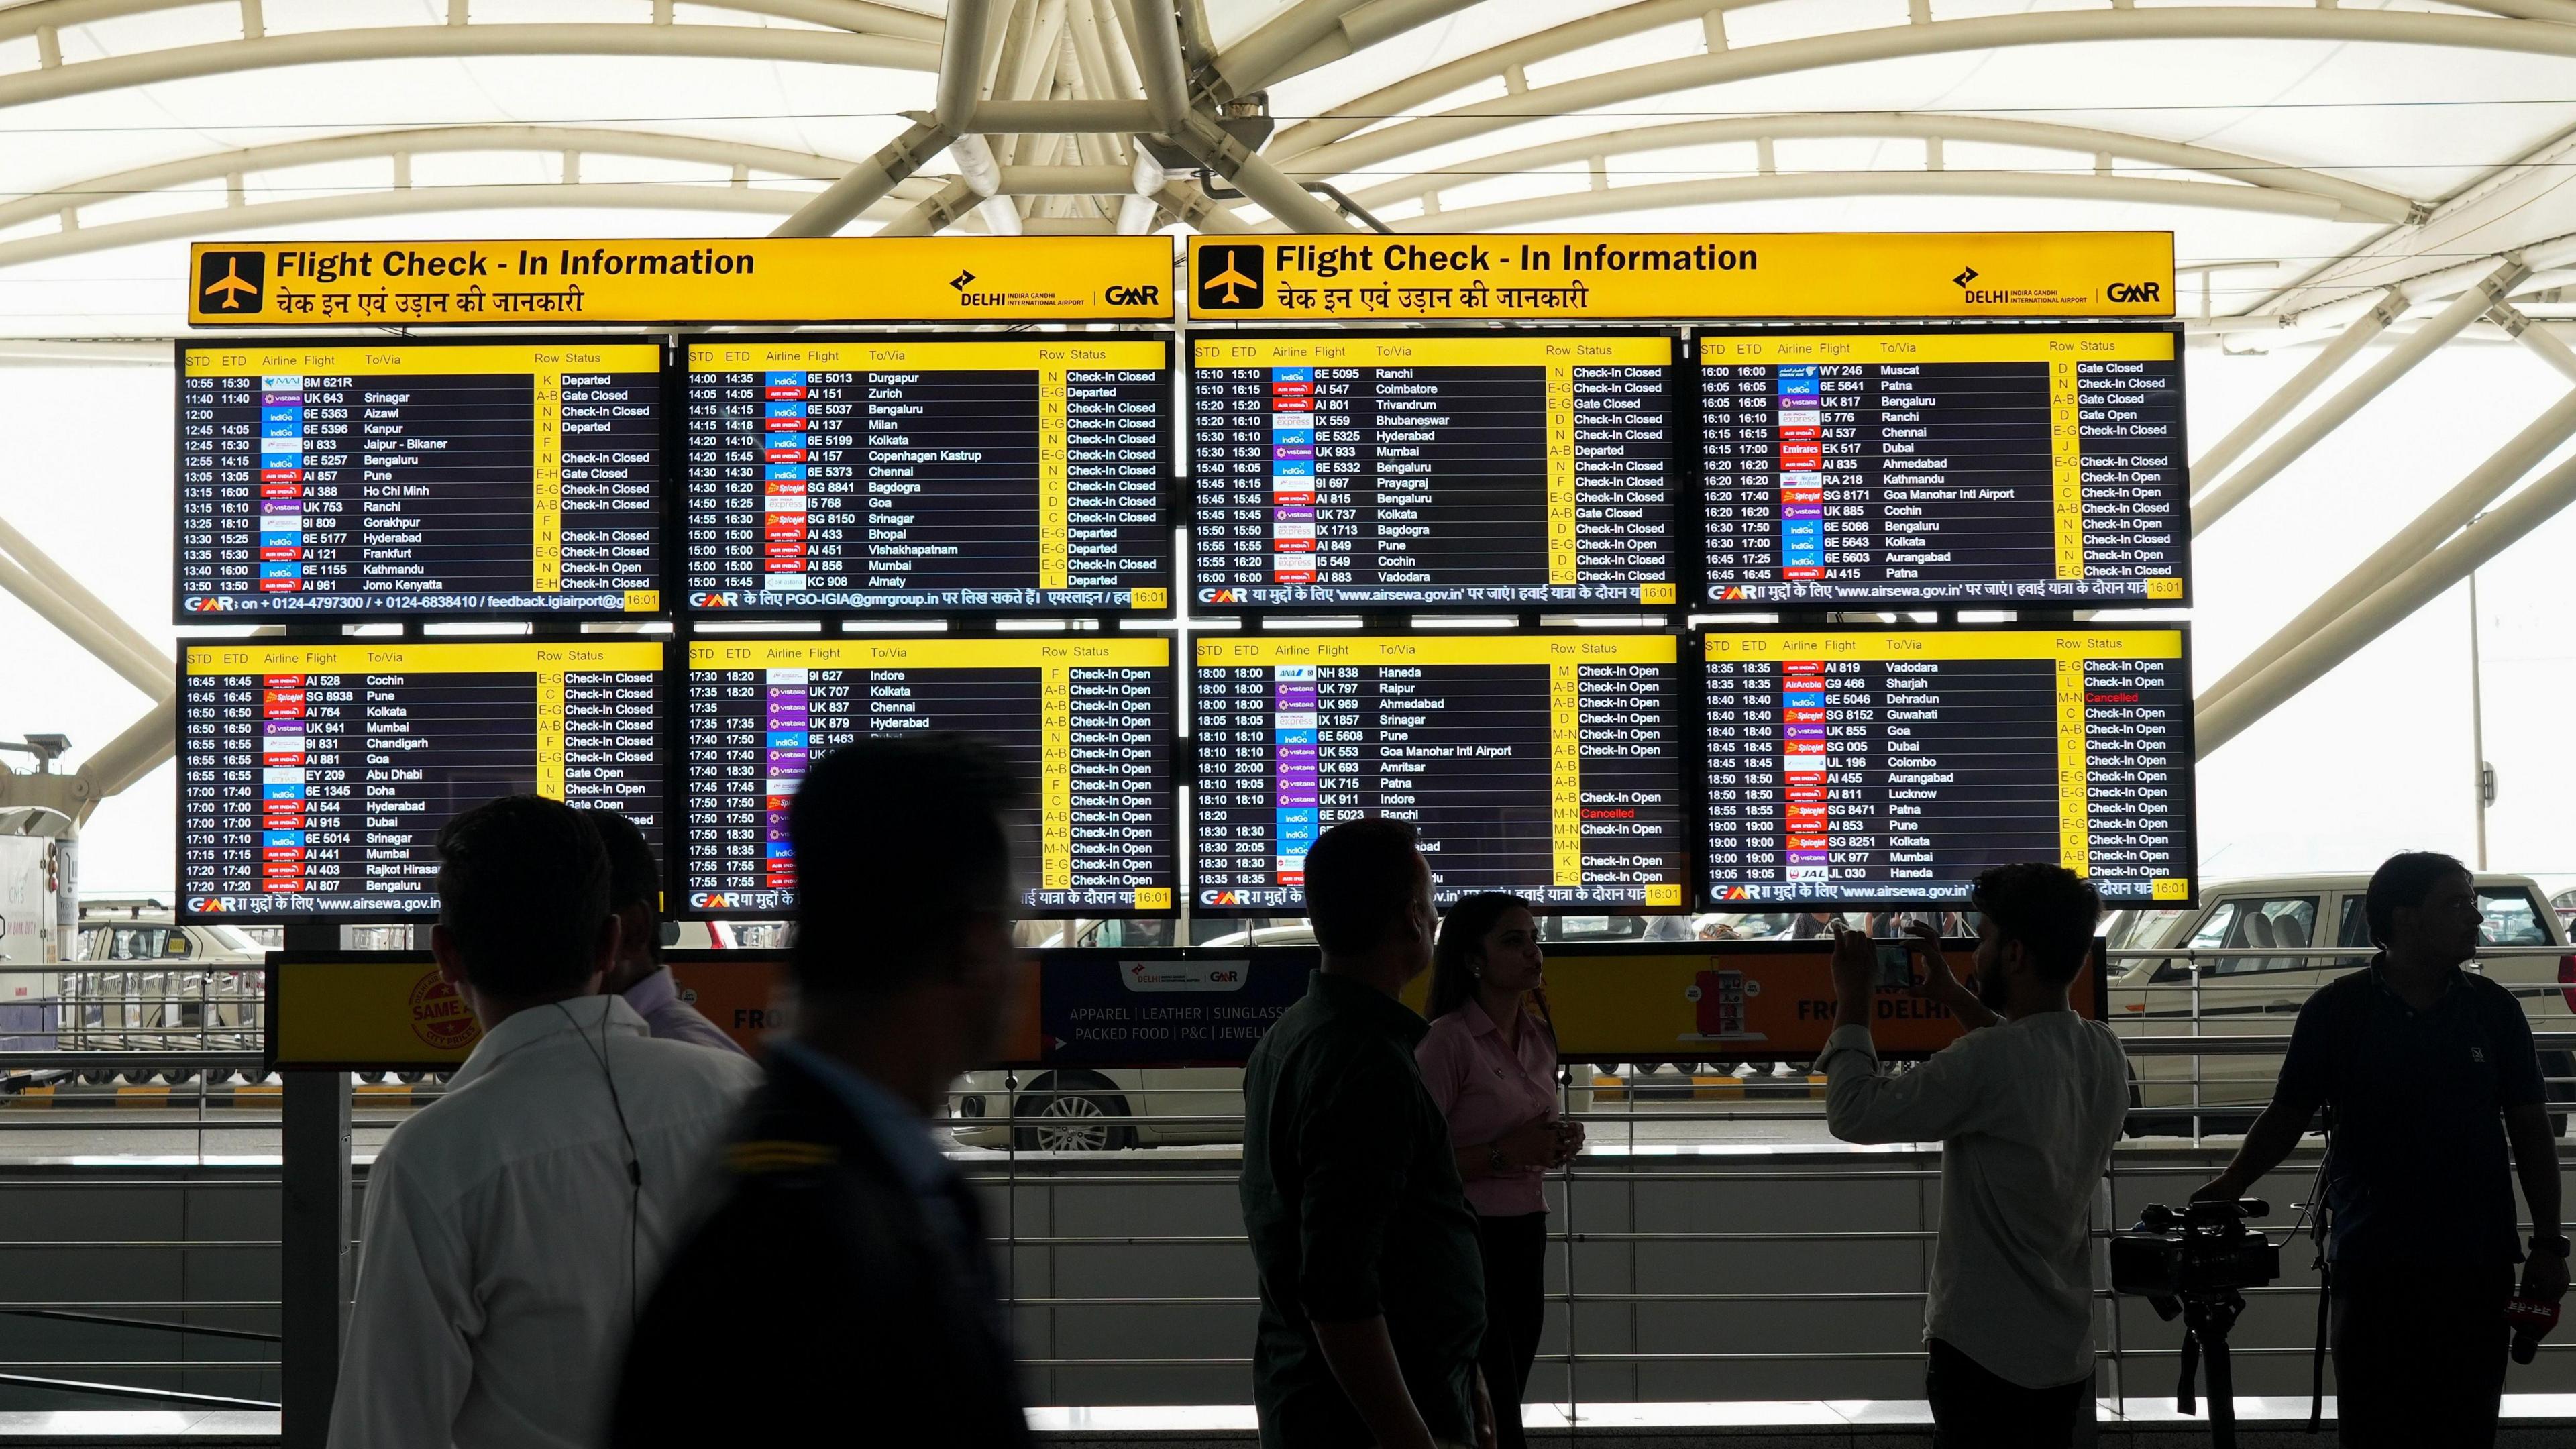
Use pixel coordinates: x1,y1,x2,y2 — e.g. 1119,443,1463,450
1012,1073,1135,1153
160,1069,197,1087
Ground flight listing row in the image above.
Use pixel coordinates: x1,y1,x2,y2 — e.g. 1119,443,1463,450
176,325,2186,621
173,627,2194,922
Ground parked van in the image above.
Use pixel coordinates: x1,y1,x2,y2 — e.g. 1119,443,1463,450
2107,873,2576,1131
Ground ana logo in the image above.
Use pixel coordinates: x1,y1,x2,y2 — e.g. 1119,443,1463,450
409,967,481,1052
1122,958,1250,994
198,250,266,313
2106,280,2164,304
1104,282,1161,307
1196,245,1263,311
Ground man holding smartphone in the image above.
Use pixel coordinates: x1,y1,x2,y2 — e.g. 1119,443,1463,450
1819,864,2129,1448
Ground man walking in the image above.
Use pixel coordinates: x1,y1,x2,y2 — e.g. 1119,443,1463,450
2198,851,2566,1448
610,737,1033,1448
331,796,760,1449
1241,818,1491,1449
1820,863,2128,1448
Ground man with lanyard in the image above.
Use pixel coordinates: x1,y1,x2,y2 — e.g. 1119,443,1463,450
2198,851,2567,1448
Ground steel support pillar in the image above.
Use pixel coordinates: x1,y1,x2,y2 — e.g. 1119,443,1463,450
280,948,352,1449
0,551,172,700
874,176,981,235
2198,447,2576,755
767,117,951,238
2189,287,2402,490
2493,301,2576,384
2196,382,2576,713
2192,260,2528,535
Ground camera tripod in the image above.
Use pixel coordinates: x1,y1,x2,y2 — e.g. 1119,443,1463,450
2174,1288,2249,1449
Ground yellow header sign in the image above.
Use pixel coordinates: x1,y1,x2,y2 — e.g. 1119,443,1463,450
1186,233,2173,321
189,237,1177,326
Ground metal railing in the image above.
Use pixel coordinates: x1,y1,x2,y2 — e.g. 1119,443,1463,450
3,944,2573,1417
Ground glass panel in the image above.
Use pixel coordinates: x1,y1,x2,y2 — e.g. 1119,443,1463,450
2478,889,2551,946
2206,896,2318,975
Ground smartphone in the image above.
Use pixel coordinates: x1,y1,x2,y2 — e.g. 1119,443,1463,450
1875,943,1916,989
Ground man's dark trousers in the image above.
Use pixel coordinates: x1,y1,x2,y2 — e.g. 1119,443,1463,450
2332,1264,2513,1449
1925,1338,2090,1449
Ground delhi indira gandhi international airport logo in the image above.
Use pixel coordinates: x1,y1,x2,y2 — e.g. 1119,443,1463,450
1196,245,1263,311
198,250,266,313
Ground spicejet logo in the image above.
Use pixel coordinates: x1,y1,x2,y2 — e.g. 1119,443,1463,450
1196,246,1263,311
198,250,265,313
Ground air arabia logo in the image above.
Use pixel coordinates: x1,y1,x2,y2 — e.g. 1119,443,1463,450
409,969,481,1052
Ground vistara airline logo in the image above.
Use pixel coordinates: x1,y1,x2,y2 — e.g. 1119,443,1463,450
198,250,266,313
1196,245,1263,311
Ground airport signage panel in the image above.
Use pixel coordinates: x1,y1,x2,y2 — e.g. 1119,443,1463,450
186,237,1177,326
1185,233,2175,321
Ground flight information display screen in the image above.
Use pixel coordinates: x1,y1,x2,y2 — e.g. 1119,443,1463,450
179,641,665,918
680,637,1175,916
1698,327,2186,606
1699,628,2194,906
1190,333,1677,608
176,340,664,619
681,337,1172,614
1192,634,1686,912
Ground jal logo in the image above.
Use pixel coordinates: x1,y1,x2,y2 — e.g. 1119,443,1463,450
1104,282,1161,307
2106,281,2163,303
1121,958,1250,994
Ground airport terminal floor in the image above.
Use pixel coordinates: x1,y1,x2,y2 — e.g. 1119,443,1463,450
9,0,2576,1442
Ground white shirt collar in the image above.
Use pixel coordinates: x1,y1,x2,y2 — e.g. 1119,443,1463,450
448,994,649,1091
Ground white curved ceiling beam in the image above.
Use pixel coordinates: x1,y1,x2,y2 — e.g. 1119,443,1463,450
1335,111,2417,224
0,179,941,270
1274,6,2576,179
0,0,945,46
1385,170,2371,234
0,126,903,234
0,22,938,114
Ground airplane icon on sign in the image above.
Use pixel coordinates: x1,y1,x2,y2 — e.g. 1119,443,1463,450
203,255,260,309
1203,251,1257,304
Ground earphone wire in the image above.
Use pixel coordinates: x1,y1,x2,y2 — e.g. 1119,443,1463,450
556,1000,643,1326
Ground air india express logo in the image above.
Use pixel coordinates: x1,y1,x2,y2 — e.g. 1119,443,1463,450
197,250,265,314
1195,245,1263,312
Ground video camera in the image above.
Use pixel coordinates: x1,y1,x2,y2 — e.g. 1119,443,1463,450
2110,1200,2280,1449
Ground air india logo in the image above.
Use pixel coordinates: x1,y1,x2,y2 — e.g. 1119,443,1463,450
409,968,480,1052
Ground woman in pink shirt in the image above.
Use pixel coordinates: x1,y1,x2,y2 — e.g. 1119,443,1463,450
1415,892,1584,1449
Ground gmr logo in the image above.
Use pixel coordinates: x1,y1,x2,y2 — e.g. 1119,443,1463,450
1104,283,1161,307
2106,281,2163,303
688,592,737,608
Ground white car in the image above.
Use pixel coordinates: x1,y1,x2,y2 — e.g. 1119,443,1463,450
2107,873,2575,1130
